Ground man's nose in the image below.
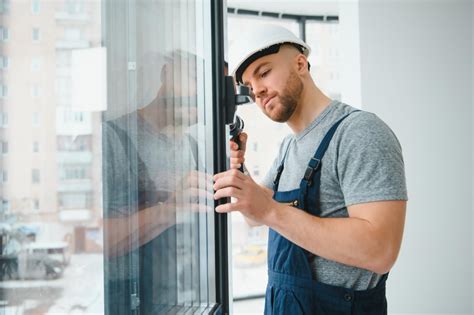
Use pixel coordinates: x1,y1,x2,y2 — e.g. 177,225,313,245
253,83,267,100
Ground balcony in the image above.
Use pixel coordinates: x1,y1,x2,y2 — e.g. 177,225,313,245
56,107,93,136
59,209,92,222
57,180,92,192
55,11,90,22
56,151,92,164
56,40,90,50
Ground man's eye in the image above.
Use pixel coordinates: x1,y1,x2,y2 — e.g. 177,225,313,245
260,70,270,78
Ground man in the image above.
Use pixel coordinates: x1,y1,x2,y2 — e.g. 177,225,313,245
214,24,407,314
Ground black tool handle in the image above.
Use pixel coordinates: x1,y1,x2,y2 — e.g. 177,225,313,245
229,116,245,173
231,135,244,173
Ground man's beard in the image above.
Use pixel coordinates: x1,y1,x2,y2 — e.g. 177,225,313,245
265,70,303,123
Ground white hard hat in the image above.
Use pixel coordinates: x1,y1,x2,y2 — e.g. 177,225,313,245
229,24,311,84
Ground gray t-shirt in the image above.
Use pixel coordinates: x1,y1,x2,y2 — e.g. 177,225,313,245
261,100,408,290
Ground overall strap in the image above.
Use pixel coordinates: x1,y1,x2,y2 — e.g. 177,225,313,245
299,111,360,209
272,139,293,192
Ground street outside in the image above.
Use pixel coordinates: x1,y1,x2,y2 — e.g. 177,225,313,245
0,254,104,315
0,252,268,315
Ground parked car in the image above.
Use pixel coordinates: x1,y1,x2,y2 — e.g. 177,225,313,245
18,242,70,280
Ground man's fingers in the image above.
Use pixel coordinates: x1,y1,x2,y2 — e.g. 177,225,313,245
230,149,245,158
239,132,248,151
230,140,239,150
230,157,245,166
230,132,248,152
213,186,242,200
213,175,244,191
213,169,246,181
215,202,239,213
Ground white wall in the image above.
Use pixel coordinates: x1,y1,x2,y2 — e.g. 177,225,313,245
339,0,362,108
358,0,473,313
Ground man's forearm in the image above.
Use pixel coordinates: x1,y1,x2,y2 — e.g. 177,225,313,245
243,183,274,227
105,203,175,257
266,204,395,274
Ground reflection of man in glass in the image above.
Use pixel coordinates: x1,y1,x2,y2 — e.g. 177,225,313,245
103,50,208,314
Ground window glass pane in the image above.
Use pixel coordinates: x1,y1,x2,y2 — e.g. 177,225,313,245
306,22,342,100
227,15,298,301
102,0,216,314
227,14,341,304
1,1,218,314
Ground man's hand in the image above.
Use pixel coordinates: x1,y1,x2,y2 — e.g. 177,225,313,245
175,170,214,213
230,132,247,170
213,169,276,225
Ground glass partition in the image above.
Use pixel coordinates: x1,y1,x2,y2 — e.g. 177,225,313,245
0,0,219,314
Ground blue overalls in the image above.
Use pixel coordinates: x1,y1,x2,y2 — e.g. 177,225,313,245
264,112,389,315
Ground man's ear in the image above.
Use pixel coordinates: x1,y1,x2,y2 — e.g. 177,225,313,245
295,54,309,74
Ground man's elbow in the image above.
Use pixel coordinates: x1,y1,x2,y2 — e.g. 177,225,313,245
369,247,400,275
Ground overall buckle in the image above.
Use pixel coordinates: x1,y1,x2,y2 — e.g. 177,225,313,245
303,158,320,185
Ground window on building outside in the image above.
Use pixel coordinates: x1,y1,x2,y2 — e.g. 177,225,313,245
0,112,7,127
57,135,91,151
1,200,9,212
31,0,40,14
0,84,7,97
32,112,40,127
253,166,260,177
0,0,10,14
1,141,8,155
64,28,81,41
253,142,258,152
59,165,89,180
0,55,8,69
32,169,40,184
65,0,83,14
31,57,41,71
31,84,40,97
0,26,8,41
32,28,40,42
58,192,91,209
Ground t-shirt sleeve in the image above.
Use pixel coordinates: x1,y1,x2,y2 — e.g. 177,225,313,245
336,112,408,206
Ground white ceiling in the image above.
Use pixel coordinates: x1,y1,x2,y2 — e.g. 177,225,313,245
227,0,342,17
